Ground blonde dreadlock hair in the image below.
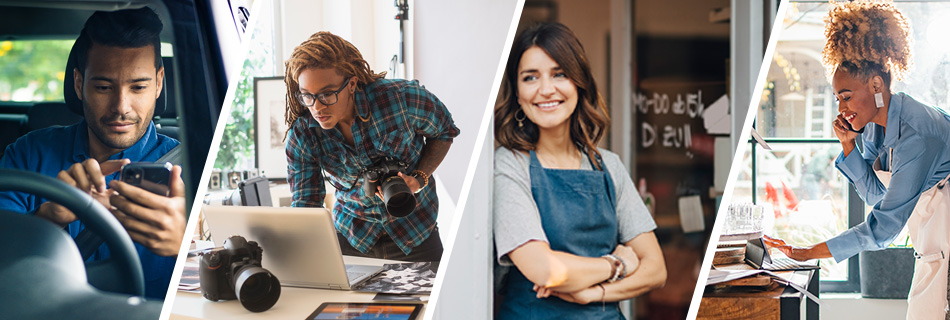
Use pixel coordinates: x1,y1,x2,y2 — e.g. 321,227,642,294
822,0,912,87
284,31,386,138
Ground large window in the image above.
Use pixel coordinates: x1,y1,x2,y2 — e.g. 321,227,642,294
741,1,950,292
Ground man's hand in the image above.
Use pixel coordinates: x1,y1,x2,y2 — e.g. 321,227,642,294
36,159,130,225
375,172,422,199
109,165,186,257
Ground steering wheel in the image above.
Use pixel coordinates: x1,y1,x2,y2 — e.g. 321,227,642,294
0,169,160,319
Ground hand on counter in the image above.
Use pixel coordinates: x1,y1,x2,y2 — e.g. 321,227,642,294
762,235,832,261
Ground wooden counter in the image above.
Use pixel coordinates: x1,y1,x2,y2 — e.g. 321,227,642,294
697,263,818,320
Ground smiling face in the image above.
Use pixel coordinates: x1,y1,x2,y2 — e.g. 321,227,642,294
516,46,578,132
832,67,887,130
75,44,162,155
296,68,356,130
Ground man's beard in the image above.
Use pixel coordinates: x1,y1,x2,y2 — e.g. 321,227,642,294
83,100,151,150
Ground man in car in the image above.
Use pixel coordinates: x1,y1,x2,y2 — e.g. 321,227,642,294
0,7,184,300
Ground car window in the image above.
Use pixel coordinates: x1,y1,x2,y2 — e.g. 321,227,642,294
0,40,74,102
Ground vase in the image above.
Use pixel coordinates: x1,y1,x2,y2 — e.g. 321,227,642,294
858,247,915,299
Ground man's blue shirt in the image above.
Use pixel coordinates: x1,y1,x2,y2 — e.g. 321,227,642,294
0,120,179,300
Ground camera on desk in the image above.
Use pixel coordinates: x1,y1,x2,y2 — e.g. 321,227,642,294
198,235,280,312
361,157,416,218
209,169,223,190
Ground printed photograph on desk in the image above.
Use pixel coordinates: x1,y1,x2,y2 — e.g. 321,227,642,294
697,1,950,319
0,1,239,319
472,1,780,319
172,1,519,319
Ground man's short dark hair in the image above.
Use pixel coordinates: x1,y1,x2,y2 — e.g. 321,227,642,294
74,7,164,76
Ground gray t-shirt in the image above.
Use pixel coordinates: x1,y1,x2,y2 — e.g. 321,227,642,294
493,147,657,266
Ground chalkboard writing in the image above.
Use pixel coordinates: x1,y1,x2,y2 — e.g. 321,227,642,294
642,123,692,149
635,90,706,158
635,91,704,118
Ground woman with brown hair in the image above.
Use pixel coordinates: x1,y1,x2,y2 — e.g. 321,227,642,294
764,1,950,318
493,22,666,319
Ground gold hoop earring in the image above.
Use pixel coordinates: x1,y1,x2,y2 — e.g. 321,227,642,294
515,109,527,127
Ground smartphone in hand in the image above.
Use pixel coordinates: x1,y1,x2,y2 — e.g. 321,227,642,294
844,119,865,133
120,162,173,196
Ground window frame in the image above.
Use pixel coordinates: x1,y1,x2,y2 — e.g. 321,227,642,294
747,134,863,292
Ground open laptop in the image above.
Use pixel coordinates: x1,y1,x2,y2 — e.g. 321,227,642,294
745,237,820,271
202,205,383,290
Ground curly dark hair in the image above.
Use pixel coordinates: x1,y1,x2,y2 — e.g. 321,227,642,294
822,0,912,86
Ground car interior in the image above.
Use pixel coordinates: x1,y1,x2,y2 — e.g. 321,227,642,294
0,0,232,318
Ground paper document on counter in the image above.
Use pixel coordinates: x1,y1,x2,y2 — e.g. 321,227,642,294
706,269,821,305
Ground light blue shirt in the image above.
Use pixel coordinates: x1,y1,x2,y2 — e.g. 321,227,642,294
828,92,950,262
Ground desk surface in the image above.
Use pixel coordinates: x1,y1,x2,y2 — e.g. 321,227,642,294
169,256,427,320
698,263,818,320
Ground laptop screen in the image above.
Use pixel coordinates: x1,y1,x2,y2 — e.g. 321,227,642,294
744,237,771,269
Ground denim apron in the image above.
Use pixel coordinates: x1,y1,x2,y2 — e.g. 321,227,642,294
498,150,623,320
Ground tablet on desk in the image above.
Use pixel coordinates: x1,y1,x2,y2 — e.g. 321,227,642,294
305,302,423,320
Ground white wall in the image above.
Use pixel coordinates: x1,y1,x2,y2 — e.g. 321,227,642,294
410,1,519,319
278,0,399,78
411,0,517,205
432,126,495,320
821,294,908,320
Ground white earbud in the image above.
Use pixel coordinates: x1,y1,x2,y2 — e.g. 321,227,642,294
875,92,885,108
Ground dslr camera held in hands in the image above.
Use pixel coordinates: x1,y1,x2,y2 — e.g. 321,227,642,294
198,235,280,312
361,156,417,218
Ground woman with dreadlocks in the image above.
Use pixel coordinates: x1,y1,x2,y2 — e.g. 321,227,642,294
283,31,459,262
764,1,950,317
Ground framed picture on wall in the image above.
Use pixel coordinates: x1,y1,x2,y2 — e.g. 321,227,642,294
254,76,289,180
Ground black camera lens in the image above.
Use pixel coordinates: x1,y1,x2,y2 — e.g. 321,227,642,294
233,265,280,312
380,176,416,217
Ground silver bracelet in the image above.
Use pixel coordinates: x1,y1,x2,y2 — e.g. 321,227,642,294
601,254,622,282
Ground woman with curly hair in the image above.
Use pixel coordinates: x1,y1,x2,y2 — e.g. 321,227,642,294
493,22,666,319
283,31,459,262
764,1,950,317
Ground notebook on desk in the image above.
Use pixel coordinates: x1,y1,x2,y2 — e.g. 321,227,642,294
202,205,383,290
745,237,820,271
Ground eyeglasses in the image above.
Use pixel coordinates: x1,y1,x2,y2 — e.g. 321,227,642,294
296,77,351,106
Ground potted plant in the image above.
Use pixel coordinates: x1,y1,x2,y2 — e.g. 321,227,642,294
858,233,914,299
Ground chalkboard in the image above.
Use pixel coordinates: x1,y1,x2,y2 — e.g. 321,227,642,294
634,80,726,229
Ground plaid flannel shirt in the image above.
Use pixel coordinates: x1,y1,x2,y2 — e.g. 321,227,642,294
286,79,459,255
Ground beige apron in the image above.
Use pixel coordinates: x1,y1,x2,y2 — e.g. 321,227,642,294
874,147,950,320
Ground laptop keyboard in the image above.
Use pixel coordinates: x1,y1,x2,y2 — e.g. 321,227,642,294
347,271,369,281
764,257,817,270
